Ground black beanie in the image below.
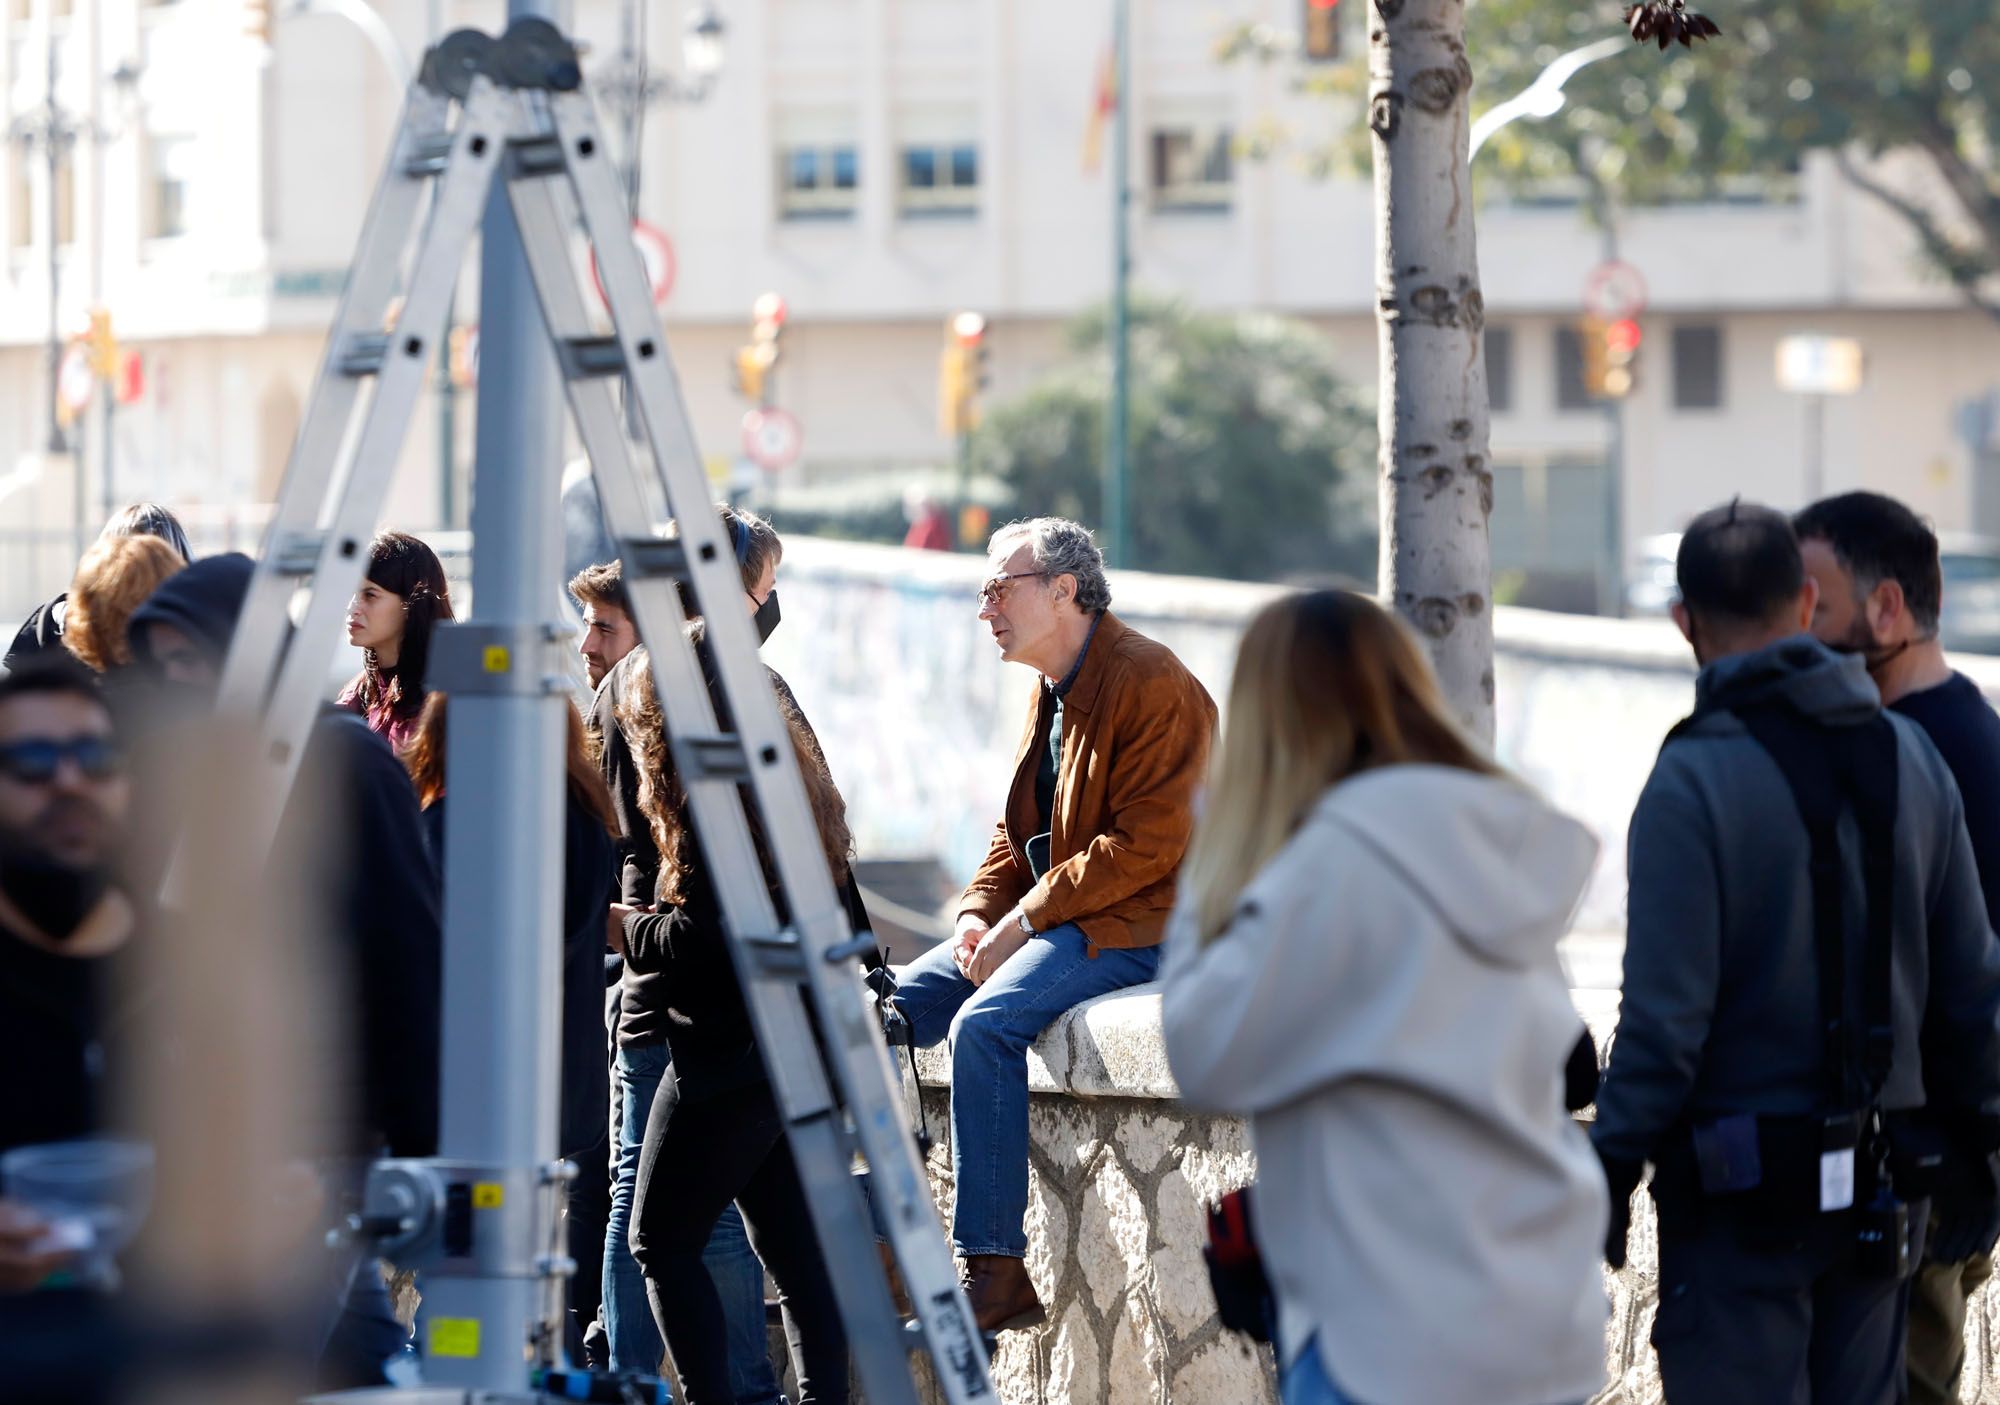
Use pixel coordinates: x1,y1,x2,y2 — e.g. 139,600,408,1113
126,552,255,671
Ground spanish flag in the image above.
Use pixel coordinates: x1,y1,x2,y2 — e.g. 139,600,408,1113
1081,47,1116,173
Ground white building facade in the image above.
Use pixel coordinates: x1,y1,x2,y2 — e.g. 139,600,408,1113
2,0,1996,610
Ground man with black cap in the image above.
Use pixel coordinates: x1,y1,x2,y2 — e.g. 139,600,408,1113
126,552,442,1388
1594,499,2000,1405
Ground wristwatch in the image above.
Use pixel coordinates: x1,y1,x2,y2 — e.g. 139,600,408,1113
1017,913,1036,937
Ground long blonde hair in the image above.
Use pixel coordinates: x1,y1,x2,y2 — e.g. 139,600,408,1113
1179,589,1501,944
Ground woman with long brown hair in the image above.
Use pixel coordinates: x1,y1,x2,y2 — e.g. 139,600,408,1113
613,579,864,1404
1161,589,1609,1405
339,531,453,754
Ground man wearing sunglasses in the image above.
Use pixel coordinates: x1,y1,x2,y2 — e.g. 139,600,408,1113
0,656,135,1293
889,517,1216,1332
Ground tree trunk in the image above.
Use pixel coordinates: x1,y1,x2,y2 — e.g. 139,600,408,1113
1370,0,1495,742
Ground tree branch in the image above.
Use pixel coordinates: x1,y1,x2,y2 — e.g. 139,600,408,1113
1832,149,2000,330
1916,118,2000,262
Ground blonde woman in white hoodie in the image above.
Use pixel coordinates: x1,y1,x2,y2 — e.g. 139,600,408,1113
1161,589,1610,1405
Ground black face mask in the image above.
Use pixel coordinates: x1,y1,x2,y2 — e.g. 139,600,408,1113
754,589,782,646
0,832,110,942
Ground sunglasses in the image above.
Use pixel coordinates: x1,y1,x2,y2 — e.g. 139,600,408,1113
978,571,1050,608
0,736,124,785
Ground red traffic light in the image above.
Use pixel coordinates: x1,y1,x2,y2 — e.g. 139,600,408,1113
752,291,787,329
1606,318,1642,356
951,311,987,347
1308,0,1339,8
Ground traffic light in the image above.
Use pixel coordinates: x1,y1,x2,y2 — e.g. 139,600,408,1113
1579,316,1641,400
84,308,118,380
1603,317,1641,399
1302,0,1341,61
939,311,987,437
733,291,785,405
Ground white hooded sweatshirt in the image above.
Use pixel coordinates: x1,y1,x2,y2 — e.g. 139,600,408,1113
1162,765,1609,1405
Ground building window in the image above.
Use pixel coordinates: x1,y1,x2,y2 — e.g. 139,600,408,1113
1672,324,1723,410
1485,326,1514,414
1150,126,1232,212
777,144,858,221
899,142,978,218
146,134,194,238
1554,324,1592,411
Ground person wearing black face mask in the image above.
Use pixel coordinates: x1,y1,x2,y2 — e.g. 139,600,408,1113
0,657,138,1293
1799,492,2000,1405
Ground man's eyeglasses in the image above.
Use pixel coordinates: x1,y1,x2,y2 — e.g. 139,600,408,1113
0,736,124,786
978,571,1050,608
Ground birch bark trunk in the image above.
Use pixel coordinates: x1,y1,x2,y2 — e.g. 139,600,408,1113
1370,0,1496,742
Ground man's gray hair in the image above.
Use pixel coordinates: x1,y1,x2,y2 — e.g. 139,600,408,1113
989,517,1112,614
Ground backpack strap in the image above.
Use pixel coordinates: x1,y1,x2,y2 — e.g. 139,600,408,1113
1733,703,1900,1112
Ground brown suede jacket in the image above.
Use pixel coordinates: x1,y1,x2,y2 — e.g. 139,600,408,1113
958,611,1216,951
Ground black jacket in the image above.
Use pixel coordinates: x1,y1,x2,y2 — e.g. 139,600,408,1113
3,594,66,675
424,793,613,1160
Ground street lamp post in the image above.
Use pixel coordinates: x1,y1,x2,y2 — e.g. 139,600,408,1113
594,1,725,213
10,40,84,457
1470,37,1633,616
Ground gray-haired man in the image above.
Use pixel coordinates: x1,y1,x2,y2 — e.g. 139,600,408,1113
891,518,1216,1331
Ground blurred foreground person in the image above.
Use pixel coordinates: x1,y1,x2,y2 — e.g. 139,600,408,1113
0,659,137,1288
890,517,1214,1331
127,553,442,1390
338,531,454,754
1797,491,2000,1405
1161,590,1608,1405
4,503,192,675
1594,501,2000,1405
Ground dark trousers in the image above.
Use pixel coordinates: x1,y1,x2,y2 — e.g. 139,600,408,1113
630,1074,848,1405
1652,1205,1925,1405
565,1123,611,1361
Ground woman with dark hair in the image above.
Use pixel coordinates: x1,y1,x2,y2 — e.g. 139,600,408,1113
1160,590,1608,1405
339,531,453,754
403,690,619,1351
612,507,861,1405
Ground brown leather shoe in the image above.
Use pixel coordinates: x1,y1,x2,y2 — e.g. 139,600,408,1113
960,1253,1047,1333
878,1240,914,1320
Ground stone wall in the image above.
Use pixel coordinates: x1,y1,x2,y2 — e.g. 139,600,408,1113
911,991,1276,1405
909,987,2000,1405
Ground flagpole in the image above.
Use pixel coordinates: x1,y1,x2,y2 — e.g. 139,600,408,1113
1105,0,1131,569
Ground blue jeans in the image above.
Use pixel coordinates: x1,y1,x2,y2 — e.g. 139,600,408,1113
1281,1334,1586,1405
605,1043,779,1403
893,922,1160,1256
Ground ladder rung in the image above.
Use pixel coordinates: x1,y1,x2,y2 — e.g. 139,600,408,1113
560,337,626,379
743,931,804,977
510,135,565,177
403,135,456,177
681,736,749,782
338,333,392,377
625,538,689,580
271,531,329,576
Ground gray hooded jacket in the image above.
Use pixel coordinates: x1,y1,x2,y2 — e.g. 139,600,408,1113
1593,635,2000,1164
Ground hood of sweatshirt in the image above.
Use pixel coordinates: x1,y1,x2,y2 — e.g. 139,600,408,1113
125,553,254,671
1318,765,1599,969
1693,633,1880,725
